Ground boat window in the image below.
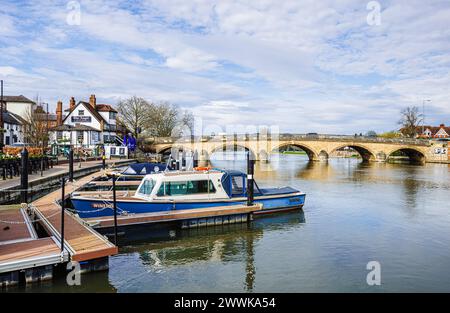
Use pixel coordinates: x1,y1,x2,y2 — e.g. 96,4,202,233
231,176,245,195
156,180,216,196
138,179,155,195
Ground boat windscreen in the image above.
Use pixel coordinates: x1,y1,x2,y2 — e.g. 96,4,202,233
138,179,155,195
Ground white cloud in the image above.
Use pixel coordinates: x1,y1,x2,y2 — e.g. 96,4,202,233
0,0,449,134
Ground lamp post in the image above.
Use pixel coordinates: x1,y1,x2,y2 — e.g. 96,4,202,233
422,99,431,135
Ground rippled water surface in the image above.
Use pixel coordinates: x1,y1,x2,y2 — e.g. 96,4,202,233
18,154,450,292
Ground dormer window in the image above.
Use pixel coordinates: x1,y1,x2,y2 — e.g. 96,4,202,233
109,112,117,120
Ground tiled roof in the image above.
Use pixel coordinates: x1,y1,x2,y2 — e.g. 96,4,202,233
63,101,106,124
0,95,35,104
96,104,118,113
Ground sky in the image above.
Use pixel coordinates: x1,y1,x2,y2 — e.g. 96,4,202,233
0,0,449,135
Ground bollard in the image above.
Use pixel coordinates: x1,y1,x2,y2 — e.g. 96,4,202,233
69,148,74,182
20,148,29,203
60,177,65,253
112,174,118,245
246,151,254,206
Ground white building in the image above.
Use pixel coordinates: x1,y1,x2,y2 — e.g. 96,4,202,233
1,95,35,117
50,95,124,149
2,111,25,145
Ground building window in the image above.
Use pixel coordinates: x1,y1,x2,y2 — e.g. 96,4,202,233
57,131,63,140
77,131,84,143
103,135,109,142
109,112,117,120
110,147,116,155
78,110,84,116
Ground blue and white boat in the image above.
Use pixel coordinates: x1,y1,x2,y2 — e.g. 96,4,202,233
70,169,306,219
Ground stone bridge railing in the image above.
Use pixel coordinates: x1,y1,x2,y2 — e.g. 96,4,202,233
147,134,430,146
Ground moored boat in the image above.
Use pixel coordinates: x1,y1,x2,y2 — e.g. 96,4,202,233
70,169,306,218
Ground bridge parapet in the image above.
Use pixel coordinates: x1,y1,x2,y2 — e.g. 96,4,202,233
150,135,430,146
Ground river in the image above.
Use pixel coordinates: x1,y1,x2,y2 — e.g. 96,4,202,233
17,154,450,292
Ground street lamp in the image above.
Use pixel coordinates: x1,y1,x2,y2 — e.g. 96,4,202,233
422,99,431,135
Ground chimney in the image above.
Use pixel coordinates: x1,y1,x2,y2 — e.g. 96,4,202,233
89,94,96,109
70,97,76,111
440,123,445,128
56,100,63,126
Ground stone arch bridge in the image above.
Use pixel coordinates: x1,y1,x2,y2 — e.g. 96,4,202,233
145,135,444,163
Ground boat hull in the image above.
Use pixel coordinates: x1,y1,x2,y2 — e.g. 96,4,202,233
71,193,306,219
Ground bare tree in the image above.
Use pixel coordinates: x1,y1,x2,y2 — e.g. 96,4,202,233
399,106,422,138
23,105,48,149
117,96,150,139
145,102,194,137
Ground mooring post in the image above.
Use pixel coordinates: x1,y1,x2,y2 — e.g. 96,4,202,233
68,148,74,182
60,177,65,253
112,174,118,245
20,148,29,203
247,151,254,206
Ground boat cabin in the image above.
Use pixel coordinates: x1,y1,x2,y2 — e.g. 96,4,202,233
134,170,253,200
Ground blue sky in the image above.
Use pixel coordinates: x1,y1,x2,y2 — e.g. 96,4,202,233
1,0,449,134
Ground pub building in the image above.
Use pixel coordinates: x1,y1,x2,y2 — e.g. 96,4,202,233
50,95,126,152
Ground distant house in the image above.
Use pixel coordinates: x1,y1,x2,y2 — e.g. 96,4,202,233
0,95,35,117
1,111,26,145
418,124,450,139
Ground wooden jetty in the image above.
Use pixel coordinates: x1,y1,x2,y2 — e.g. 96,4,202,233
0,171,117,287
0,207,67,286
31,172,118,262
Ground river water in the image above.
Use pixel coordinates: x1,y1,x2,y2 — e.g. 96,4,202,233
17,154,450,292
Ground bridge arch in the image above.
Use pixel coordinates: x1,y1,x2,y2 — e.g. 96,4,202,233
330,144,376,162
271,142,319,161
386,147,426,164
209,143,257,160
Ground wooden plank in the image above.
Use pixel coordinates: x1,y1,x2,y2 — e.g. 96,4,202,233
0,238,59,263
86,204,262,228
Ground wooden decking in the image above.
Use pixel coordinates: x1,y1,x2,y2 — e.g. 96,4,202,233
85,203,263,228
0,237,63,274
31,171,118,262
0,208,64,274
0,208,37,245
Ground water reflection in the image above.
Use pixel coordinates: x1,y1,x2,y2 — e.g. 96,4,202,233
119,211,305,291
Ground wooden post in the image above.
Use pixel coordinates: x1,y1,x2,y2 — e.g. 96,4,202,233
112,174,118,245
20,148,29,203
69,148,74,182
247,151,254,206
60,177,65,252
